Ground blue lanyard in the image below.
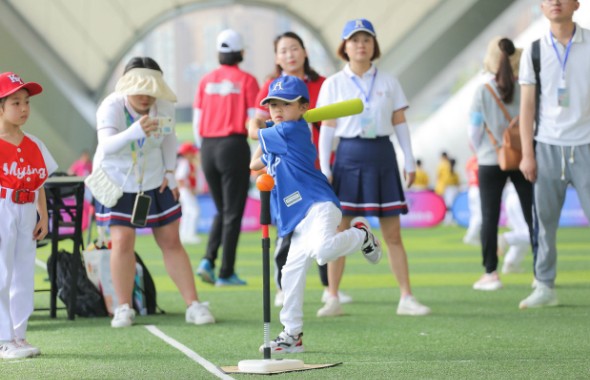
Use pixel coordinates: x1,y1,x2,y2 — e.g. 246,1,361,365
350,68,377,106
550,25,575,81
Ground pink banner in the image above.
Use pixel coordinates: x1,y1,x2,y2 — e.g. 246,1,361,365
401,190,447,228
197,195,261,233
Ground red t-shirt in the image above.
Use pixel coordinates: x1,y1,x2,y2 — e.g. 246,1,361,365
255,75,327,168
193,65,260,138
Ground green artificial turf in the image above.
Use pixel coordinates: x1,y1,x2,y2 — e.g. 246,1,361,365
3,225,589,379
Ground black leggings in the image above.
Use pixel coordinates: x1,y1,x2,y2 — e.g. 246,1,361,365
478,165,533,273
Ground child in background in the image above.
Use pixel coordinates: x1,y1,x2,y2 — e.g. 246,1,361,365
249,75,382,353
175,142,201,244
67,150,92,177
68,149,94,207
0,72,58,359
412,159,430,190
463,155,481,245
499,182,531,274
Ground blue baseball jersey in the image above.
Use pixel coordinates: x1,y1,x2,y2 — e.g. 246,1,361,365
259,119,340,237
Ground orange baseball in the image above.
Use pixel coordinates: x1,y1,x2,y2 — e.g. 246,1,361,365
256,174,275,191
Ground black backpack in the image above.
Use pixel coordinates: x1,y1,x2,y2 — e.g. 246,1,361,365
133,252,163,315
47,249,108,317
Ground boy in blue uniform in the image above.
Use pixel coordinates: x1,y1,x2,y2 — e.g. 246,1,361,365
250,75,382,353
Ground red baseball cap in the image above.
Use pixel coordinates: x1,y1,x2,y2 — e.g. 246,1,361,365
178,142,198,156
0,72,43,98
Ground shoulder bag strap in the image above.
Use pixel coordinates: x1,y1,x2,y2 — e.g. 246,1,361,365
482,84,505,152
484,83,512,123
484,123,500,152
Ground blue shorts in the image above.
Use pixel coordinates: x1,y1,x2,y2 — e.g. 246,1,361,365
95,187,181,228
332,137,408,217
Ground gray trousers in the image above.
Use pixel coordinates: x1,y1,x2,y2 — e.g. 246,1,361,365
534,142,590,287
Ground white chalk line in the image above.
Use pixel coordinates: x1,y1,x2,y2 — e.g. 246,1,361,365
145,325,235,380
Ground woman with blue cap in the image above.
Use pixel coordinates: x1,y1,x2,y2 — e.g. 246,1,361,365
316,18,431,317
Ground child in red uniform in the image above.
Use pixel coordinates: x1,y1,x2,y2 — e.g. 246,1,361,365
0,72,58,359
176,142,201,244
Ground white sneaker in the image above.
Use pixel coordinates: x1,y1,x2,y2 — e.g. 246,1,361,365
186,301,215,325
531,278,538,289
351,217,382,264
519,283,558,309
321,289,353,304
0,341,33,359
15,339,40,357
316,296,343,317
111,303,136,328
397,296,431,316
274,290,284,307
259,330,304,354
473,272,503,291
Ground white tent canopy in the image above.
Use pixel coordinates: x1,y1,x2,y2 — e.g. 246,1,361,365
0,0,517,167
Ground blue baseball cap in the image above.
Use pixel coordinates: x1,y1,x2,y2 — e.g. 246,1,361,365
341,18,376,40
260,75,310,106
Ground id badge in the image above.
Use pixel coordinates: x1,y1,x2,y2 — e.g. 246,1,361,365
558,87,570,108
361,115,377,139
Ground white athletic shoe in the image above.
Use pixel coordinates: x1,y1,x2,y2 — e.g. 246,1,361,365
316,296,343,317
397,296,431,316
519,283,558,309
0,341,34,359
111,303,136,328
321,289,353,304
186,301,215,325
473,272,503,291
15,339,40,357
259,330,304,354
350,217,382,264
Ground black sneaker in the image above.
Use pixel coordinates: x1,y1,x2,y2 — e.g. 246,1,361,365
351,217,382,264
259,330,304,354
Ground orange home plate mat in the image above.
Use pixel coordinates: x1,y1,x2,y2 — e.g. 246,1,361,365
221,362,342,375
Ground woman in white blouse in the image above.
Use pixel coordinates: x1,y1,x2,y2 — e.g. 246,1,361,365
316,19,431,317
94,57,214,328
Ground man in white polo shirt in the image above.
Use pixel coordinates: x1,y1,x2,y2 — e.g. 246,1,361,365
518,0,590,309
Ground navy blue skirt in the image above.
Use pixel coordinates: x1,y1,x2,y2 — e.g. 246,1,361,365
95,187,182,228
332,137,408,217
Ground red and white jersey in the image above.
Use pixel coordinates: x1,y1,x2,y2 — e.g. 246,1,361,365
193,65,259,138
0,134,57,190
175,157,197,190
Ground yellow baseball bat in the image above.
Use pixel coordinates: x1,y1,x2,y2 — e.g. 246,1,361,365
303,98,364,123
